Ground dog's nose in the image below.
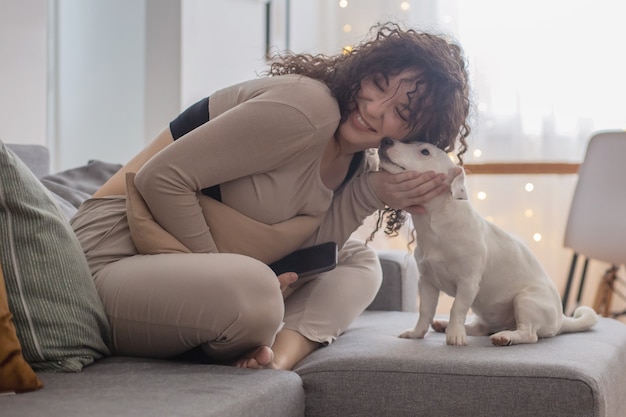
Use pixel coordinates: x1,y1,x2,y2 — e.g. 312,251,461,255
381,137,394,148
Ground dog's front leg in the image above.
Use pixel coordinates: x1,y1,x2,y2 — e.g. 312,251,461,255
399,278,439,339
446,281,480,346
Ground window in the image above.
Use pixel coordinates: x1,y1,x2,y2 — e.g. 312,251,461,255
348,0,626,314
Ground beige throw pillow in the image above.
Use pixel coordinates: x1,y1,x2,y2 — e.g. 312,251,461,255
125,173,321,264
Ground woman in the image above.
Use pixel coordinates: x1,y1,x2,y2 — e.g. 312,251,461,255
70,22,471,370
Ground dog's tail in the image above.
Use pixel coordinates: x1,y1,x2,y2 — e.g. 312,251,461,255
559,306,599,334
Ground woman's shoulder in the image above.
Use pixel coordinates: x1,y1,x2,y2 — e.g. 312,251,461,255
266,75,340,127
213,75,340,127
249,74,331,95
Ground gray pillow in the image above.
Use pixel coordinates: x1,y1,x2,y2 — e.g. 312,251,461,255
0,140,111,372
40,160,122,219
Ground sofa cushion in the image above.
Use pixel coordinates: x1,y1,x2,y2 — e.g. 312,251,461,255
0,140,111,372
40,160,122,219
0,258,43,393
1,357,305,417
295,310,626,417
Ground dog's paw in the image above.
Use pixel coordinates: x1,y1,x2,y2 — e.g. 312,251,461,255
398,328,427,339
431,320,448,333
445,333,467,346
490,333,513,346
445,323,468,346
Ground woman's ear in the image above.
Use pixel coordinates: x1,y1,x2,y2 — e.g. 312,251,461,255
449,167,468,200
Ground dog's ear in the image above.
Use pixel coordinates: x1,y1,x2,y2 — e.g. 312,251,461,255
449,167,468,200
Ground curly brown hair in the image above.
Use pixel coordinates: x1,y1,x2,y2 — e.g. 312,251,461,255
265,22,472,238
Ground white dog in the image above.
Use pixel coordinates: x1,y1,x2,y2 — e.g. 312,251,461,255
377,138,598,346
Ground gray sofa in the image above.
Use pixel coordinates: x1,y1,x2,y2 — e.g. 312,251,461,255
4,144,626,417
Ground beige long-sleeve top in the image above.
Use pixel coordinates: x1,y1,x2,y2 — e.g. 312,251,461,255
134,74,385,256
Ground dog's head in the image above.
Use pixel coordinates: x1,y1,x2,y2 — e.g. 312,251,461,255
378,137,468,201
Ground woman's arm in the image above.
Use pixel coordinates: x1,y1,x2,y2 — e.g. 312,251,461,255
133,100,331,253
308,167,385,248
310,165,450,248
92,127,173,198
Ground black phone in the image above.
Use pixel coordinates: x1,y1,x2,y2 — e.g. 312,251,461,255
268,242,338,279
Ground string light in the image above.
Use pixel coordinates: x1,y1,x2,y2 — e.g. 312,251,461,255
524,209,534,218
525,183,534,192
343,24,352,33
477,191,487,200
533,233,542,242
342,45,353,55
339,0,348,8
400,1,410,11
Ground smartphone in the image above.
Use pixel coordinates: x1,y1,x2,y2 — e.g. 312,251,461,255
268,242,338,279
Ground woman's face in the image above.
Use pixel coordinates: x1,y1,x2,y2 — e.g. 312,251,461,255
335,69,419,152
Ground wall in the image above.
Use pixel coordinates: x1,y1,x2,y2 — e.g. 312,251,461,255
180,0,267,108
53,0,148,169
51,0,185,170
0,0,47,146
0,0,305,170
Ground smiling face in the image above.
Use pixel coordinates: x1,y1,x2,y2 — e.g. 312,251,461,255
334,70,421,153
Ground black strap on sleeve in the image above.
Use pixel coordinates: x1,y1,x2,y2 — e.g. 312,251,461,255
169,97,210,140
168,96,221,201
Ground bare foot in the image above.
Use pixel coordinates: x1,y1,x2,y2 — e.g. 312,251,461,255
234,346,278,369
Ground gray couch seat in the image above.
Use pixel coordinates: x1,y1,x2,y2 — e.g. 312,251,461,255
295,311,626,417
3,356,304,417
4,305,626,417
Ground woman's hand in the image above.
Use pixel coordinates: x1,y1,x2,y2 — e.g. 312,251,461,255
277,272,298,295
369,169,453,215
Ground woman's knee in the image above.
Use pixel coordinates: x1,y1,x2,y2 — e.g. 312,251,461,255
205,254,285,349
97,253,285,358
207,253,285,326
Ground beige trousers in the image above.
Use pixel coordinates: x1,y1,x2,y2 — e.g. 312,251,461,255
71,197,382,362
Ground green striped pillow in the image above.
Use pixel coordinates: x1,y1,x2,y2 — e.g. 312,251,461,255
0,141,110,372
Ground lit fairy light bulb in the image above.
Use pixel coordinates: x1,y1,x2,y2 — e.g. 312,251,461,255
533,233,542,242
339,0,348,8
477,191,487,200
473,149,482,158
343,24,352,33
400,1,410,11
342,45,353,55
525,183,534,192
524,209,533,218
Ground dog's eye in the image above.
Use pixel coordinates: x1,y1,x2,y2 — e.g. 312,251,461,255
420,149,430,156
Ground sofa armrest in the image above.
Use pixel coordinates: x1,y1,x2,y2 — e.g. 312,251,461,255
367,249,418,312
